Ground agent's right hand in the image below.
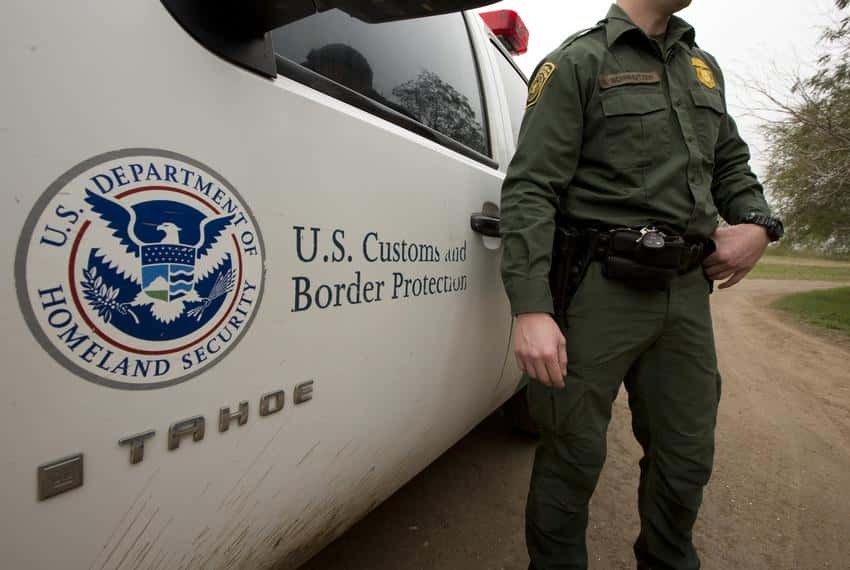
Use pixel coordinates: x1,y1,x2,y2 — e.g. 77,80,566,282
513,313,567,389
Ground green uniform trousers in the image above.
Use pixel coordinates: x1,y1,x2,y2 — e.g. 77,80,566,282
526,262,721,570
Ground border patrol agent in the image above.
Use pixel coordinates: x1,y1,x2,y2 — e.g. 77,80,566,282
500,1,784,569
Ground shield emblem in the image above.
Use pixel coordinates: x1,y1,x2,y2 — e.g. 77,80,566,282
526,61,556,108
691,57,716,89
141,244,196,301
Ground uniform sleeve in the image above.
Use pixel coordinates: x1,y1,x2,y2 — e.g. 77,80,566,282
500,54,585,315
710,64,772,224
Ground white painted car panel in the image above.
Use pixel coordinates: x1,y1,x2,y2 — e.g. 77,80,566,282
0,2,522,568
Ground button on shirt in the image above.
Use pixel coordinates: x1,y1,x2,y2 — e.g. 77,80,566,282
500,3,772,315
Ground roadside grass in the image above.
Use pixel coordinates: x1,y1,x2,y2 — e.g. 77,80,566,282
749,262,850,281
770,287,850,339
765,244,850,261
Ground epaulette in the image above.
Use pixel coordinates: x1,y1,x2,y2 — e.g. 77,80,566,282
556,22,605,52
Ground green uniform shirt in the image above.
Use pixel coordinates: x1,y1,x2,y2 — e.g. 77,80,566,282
500,4,772,315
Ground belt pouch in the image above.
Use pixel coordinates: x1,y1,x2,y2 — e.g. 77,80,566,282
636,242,683,268
609,229,642,257
603,255,676,291
609,229,684,269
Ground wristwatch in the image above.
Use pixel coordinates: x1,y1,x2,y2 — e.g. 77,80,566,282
739,212,784,242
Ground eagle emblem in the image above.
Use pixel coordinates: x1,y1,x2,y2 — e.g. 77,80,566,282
82,189,236,327
17,150,265,389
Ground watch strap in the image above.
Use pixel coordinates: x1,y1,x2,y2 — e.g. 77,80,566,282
740,213,784,242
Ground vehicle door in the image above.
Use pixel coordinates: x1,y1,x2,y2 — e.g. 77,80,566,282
269,8,515,437
1,5,515,569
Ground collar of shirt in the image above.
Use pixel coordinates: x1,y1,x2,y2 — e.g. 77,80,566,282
603,3,695,51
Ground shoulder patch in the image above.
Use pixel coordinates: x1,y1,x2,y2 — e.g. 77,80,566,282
526,62,557,108
524,23,603,109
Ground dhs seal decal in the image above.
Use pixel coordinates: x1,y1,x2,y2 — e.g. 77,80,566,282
15,149,265,390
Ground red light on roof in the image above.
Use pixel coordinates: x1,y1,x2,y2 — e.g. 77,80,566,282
480,9,529,55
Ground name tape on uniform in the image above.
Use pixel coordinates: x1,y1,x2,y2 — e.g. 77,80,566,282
598,71,661,90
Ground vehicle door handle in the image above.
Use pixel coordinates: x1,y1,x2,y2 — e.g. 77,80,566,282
470,213,501,237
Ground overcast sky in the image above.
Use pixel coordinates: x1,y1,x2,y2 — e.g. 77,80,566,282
477,0,842,180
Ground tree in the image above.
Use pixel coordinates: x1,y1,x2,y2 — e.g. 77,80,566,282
761,0,850,252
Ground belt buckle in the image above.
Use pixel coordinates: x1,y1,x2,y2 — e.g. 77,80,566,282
636,226,665,249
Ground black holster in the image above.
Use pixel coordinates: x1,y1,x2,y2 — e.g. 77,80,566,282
549,226,586,325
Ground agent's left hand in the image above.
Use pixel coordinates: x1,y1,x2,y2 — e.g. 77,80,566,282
703,224,770,289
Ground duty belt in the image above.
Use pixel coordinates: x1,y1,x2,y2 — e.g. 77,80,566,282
583,226,716,291
586,227,714,273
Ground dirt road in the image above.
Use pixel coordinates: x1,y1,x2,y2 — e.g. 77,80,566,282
303,279,850,570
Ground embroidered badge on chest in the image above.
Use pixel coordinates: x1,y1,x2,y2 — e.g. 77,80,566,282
691,57,716,89
526,62,557,108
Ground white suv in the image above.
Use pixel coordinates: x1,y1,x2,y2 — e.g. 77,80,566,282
1,2,532,567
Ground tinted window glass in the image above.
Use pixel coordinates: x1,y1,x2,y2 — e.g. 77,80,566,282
273,11,489,156
491,43,528,147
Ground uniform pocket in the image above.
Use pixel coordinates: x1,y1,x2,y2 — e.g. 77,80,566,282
601,90,669,169
690,87,725,159
526,379,556,432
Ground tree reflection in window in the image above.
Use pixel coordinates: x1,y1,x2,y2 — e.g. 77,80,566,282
272,10,489,156
392,70,486,153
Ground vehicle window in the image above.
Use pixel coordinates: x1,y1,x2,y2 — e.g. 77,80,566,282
491,42,528,147
272,11,489,157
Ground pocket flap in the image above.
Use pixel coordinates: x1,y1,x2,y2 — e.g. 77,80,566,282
601,91,667,117
690,88,724,114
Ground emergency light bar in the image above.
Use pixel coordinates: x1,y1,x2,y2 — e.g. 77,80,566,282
480,9,529,55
